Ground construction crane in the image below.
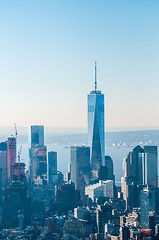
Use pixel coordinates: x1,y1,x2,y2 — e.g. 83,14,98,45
14,123,18,140
14,123,18,162
18,145,22,163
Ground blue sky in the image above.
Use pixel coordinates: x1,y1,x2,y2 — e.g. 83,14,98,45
0,1,159,129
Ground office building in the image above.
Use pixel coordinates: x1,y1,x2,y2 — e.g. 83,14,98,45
71,145,90,190
47,151,58,185
0,142,8,187
120,145,158,210
7,136,16,180
142,146,158,187
140,187,159,229
30,125,44,147
88,63,105,170
121,145,144,187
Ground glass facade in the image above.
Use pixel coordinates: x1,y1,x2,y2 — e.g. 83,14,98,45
31,125,44,147
88,90,105,170
140,187,159,228
142,146,158,187
71,146,90,189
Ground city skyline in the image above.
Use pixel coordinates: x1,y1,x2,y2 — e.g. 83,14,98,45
0,1,159,129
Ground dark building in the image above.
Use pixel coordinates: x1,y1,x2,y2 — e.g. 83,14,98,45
98,166,108,181
0,141,7,187
30,185,55,219
0,142,7,151
12,162,26,182
55,183,82,215
130,145,144,184
57,171,64,186
105,156,114,181
47,151,57,185
120,225,130,240
125,184,143,210
3,182,31,228
96,202,112,234
140,187,159,229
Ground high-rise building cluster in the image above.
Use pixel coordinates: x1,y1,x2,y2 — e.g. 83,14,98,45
0,65,159,239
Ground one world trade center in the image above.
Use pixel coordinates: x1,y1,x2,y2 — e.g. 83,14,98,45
88,62,105,170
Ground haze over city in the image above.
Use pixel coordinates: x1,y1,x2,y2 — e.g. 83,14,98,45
0,0,159,129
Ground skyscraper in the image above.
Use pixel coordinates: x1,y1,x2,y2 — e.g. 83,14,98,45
0,142,8,187
71,146,90,190
47,151,58,185
30,125,44,147
140,187,159,229
7,136,16,180
142,146,158,187
121,145,158,210
29,125,47,184
88,63,105,170
121,145,144,210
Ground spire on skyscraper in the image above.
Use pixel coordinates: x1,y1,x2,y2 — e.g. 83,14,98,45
95,61,97,92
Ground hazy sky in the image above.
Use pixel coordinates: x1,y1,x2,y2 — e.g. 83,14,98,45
0,0,159,130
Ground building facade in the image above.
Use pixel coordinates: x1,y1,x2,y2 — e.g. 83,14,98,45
142,146,158,187
0,142,8,187
140,187,159,229
121,145,158,210
47,151,58,185
30,125,47,184
71,146,90,190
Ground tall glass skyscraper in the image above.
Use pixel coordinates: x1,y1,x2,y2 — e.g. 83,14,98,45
88,63,105,170
31,125,44,147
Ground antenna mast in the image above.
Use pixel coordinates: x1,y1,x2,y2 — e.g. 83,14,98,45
18,145,22,163
95,61,97,92
14,123,17,141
